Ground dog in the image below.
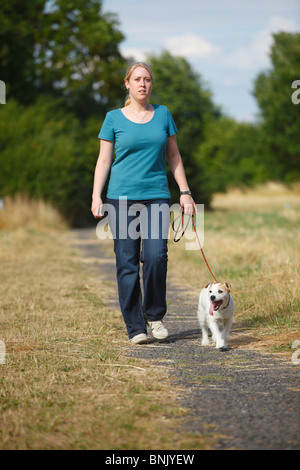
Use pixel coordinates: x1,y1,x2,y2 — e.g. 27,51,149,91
197,282,234,351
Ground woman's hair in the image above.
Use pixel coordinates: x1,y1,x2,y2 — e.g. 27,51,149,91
124,62,153,107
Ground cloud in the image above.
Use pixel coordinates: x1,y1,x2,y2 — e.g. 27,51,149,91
164,33,222,58
119,15,299,73
120,32,222,65
121,47,147,62
222,16,300,70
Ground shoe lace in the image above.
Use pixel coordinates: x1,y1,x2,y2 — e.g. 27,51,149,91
152,321,164,330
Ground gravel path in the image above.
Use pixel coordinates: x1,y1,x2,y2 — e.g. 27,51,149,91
69,228,300,450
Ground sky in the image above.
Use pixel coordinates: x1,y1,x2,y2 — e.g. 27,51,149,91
103,0,300,122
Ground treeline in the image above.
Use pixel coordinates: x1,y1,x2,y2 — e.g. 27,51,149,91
0,0,299,226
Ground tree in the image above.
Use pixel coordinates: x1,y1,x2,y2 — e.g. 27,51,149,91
148,52,221,206
253,32,300,181
0,0,126,117
34,0,126,117
195,117,269,195
0,97,89,224
0,0,45,102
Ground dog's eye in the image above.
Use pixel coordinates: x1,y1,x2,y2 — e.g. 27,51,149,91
218,290,223,294
209,290,212,293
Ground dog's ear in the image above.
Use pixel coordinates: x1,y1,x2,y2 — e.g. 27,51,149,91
225,282,231,292
205,283,211,289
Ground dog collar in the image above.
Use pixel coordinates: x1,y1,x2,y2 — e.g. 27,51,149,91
221,295,231,310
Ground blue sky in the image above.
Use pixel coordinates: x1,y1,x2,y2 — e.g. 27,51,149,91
103,0,300,122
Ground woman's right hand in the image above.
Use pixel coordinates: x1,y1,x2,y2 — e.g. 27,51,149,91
91,197,103,219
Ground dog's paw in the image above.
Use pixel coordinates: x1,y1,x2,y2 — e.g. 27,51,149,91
201,338,210,346
218,346,230,352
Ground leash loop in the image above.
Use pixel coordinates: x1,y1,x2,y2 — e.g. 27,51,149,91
172,210,219,283
172,211,191,242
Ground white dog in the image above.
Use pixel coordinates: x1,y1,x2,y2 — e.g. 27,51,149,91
197,282,234,350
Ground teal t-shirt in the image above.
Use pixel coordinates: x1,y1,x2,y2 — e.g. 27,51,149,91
98,104,177,199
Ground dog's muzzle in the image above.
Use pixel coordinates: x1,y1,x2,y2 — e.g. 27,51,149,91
209,298,223,315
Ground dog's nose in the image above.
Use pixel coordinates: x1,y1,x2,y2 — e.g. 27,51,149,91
210,295,216,301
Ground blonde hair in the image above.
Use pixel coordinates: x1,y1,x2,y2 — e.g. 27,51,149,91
124,62,153,107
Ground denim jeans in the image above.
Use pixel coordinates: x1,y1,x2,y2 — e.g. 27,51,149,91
107,198,170,339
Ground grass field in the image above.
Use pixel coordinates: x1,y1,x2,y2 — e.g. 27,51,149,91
0,184,299,449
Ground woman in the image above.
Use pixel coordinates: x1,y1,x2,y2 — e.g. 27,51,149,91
91,62,196,344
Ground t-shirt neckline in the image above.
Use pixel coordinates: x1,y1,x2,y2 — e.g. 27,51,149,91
119,104,156,125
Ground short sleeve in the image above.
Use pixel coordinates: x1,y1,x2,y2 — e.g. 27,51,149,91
166,108,178,137
98,112,115,141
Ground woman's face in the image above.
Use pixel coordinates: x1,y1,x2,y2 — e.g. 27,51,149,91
125,66,153,103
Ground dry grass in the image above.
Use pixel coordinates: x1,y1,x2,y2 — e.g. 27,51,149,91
0,185,299,449
0,194,67,230
168,182,300,357
0,197,212,450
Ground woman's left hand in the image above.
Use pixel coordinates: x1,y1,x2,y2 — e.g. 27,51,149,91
180,194,197,216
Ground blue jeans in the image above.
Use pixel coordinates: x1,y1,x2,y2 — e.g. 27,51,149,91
107,198,170,339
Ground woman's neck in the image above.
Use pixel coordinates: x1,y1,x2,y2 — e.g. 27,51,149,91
128,98,148,112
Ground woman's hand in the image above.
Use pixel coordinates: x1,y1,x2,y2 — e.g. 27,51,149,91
180,194,197,216
91,197,103,219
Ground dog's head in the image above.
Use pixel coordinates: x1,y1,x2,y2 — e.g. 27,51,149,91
205,282,231,316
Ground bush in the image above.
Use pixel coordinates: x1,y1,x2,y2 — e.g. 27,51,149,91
0,98,100,226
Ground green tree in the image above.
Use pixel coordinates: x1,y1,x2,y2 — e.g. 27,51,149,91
0,0,45,101
148,51,220,206
0,98,89,224
195,117,269,195
34,0,126,117
253,32,300,181
0,0,126,117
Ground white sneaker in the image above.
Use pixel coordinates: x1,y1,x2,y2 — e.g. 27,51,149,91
148,321,168,340
130,333,148,345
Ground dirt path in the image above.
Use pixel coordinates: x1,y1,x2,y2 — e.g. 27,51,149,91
69,228,300,450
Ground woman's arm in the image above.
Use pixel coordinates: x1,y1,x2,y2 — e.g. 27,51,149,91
91,139,114,218
166,134,197,215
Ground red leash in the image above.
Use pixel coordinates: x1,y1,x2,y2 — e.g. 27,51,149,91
172,212,219,283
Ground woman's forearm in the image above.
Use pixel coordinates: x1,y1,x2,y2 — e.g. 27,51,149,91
91,140,113,218
92,157,111,199
168,152,190,191
166,134,197,215
166,134,190,191
92,140,113,200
